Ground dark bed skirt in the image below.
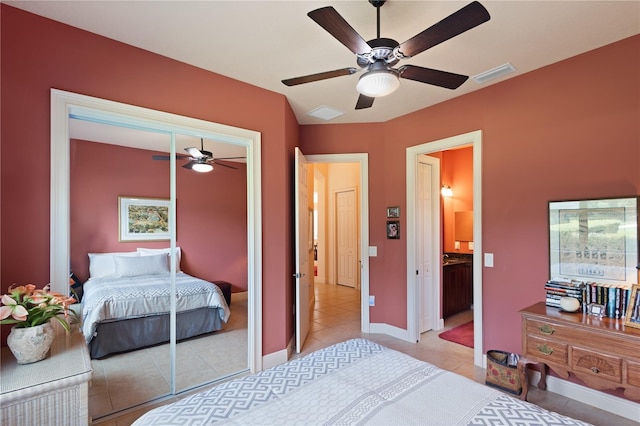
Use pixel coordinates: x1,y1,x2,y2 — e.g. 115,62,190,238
89,307,224,359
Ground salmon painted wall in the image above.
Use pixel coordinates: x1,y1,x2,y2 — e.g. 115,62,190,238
301,35,640,353
0,5,292,355
70,140,248,289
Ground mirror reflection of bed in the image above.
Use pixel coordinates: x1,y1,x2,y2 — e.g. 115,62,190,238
69,127,249,419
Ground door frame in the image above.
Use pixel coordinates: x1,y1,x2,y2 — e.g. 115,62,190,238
306,154,370,332
406,130,483,366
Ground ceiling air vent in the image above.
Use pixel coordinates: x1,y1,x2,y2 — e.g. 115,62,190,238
472,63,516,84
307,106,344,121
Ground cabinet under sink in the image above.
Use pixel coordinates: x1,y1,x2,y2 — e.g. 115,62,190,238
442,261,473,318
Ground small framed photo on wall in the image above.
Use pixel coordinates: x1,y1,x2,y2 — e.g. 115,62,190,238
386,220,400,239
387,206,400,218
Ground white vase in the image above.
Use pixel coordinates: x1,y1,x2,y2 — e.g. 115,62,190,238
7,322,55,364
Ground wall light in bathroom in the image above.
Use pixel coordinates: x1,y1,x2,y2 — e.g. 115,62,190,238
441,185,453,197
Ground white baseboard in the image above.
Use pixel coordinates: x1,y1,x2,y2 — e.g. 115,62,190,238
262,347,288,370
262,336,295,369
528,371,640,422
369,322,412,342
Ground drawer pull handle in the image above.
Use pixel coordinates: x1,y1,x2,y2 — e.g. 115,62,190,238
537,344,554,355
538,324,555,335
591,367,600,374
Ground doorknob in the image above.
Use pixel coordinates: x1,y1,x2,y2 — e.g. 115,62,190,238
293,272,306,278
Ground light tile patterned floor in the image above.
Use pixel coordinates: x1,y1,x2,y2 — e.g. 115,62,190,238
97,283,637,425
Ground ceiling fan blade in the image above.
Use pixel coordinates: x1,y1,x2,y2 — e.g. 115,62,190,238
355,94,375,110
213,160,238,169
398,1,490,58
185,147,205,158
308,6,372,55
182,161,195,170
399,65,468,89
282,68,358,86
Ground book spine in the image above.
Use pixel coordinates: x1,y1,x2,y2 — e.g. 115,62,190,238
623,288,630,318
544,288,583,297
607,287,616,318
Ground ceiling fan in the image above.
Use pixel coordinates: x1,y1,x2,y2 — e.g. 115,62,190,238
152,139,245,173
282,1,490,110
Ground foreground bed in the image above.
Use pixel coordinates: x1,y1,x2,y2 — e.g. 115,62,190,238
82,271,230,359
133,339,590,425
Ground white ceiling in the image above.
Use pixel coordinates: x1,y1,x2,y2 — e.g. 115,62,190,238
6,1,639,129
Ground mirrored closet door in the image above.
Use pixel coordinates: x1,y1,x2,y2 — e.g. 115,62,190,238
51,91,259,421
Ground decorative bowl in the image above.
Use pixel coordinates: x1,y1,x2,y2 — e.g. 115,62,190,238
560,297,580,312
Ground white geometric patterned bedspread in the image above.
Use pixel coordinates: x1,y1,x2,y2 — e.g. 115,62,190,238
132,339,592,426
81,272,230,343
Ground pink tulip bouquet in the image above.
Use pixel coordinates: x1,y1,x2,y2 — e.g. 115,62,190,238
0,284,78,332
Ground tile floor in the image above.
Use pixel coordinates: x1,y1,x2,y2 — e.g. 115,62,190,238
99,283,637,425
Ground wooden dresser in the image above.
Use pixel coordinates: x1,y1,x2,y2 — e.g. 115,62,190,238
520,302,640,401
1,331,92,425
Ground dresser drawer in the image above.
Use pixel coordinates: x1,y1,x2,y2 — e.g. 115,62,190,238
525,318,573,340
627,359,640,387
572,346,622,384
525,335,568,366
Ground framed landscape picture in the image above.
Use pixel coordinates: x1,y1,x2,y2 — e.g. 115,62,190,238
119,196,171,241
548,196,638,286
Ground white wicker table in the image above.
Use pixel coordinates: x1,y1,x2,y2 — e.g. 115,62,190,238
1,330,92,426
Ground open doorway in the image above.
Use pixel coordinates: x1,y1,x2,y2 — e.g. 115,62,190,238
306,154,370,333
406,130,484,367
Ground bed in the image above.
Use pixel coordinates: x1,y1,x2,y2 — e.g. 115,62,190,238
81,249,230,359
132,338,591,425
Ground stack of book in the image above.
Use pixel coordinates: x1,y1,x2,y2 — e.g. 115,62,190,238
545,279,585,309
584,282,632,319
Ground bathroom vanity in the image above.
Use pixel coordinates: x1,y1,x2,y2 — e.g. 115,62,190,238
442,256,473,318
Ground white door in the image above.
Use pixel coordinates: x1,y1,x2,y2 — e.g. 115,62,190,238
336,189,357,288
294,147,310,353
418,156,438,333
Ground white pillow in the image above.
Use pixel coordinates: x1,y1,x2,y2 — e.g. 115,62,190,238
113,253,169,277
88,251,139,279
137,247,182,272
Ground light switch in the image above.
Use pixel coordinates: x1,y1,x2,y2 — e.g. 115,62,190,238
368,246,377,257
468,242,474,250
484,253,494,268
454,241,460,250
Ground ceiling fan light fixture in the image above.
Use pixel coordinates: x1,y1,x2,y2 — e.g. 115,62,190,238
356,70,400,97
192,162,213,173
